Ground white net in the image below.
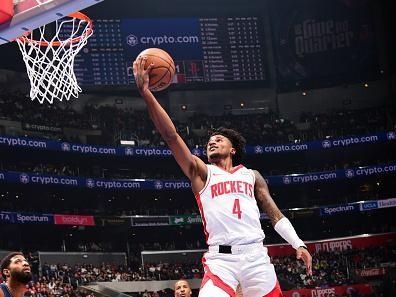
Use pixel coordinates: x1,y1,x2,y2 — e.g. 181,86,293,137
16,13,93,104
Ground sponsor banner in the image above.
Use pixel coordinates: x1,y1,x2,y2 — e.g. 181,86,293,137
377,198,396,209
54,214,95,226
95,217,129,227
85,179,191,190
1,171,80,187
271,170,340,186
380,262,396,268
0,211,16,223
85,178,145,190
250,132,393,154
355,268,386,277
15,212,53,224
169,215,202,225
267,233,396,257
22,123,62,133
120,18,202,62
0,135,121,156
317,133,393,149
269,0,378,90
289,208,316,219
0,163,395,190
320,203,358,216
268,163,396,186
0,132,393,157
359,201,378,211
313,239,353,253
344,164,396,179
0,212,53,224
310,234,396,254
0,170,193,191
131,216,170,226
283,284,373,297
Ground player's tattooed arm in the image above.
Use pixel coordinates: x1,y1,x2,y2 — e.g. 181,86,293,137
254,170,313,275
253,170,284,226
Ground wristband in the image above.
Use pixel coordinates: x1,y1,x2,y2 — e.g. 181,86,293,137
274,217,306,250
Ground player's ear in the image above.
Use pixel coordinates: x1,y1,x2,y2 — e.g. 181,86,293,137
230,148,236,155
3,268,10,277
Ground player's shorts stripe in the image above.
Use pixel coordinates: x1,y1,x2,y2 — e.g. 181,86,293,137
201,259,235,297
262,280,283,297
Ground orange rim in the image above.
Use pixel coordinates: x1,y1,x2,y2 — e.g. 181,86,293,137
17,12,93,47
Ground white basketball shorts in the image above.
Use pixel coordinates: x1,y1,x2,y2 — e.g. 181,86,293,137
199,242,283,297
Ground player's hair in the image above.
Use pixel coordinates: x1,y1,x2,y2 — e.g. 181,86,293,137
0,252,24,279
208,127,246,165
174,279,191,288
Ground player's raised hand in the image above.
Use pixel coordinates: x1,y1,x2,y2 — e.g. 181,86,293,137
133,56,154,93
296,247,312,276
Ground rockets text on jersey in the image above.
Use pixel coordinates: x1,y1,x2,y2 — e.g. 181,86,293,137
195,164,265,246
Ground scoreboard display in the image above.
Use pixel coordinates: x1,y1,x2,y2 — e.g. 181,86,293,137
72,17,267,86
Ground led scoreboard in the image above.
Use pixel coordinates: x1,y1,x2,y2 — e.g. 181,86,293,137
73,17,266,86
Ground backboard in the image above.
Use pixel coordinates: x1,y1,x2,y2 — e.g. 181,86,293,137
0,0,103,45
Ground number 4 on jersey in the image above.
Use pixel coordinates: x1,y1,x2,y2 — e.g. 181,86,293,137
232,198,242,219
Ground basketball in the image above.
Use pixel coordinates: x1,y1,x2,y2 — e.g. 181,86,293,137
137,48,175,92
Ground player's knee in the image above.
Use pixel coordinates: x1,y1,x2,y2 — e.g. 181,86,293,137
199,279,232,297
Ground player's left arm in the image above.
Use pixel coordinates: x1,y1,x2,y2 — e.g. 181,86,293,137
253,170,312,276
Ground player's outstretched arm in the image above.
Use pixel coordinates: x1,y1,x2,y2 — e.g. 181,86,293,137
133,56,207,188
253,170,312,276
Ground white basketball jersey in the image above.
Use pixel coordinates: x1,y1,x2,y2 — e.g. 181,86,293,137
195,164,265,246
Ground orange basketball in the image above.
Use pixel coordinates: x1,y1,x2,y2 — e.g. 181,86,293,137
137,48,175,92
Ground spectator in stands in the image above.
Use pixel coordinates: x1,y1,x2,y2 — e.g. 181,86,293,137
174,279,192,297
0,252,32,297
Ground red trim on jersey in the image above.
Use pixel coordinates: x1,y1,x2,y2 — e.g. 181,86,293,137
201,258,236,297
199,165,212,194
213,164,244,174
195,193,209,243
230,164,244,174
262,281,283,297
250,169,256,184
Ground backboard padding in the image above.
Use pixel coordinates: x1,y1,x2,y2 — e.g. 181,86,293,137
0,0,103,44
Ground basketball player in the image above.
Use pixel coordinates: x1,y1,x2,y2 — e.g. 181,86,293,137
133,56,312,297
174,279,192,297
0,252,32,297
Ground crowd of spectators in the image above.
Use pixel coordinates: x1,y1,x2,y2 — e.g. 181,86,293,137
0,90,394,147
0,243,394,296
24,278,93,297
0,90,86,142
40,262,202,283
273,246,390,289
2,244,393,297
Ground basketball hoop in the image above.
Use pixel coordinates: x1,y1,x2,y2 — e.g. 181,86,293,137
16,12,93,104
